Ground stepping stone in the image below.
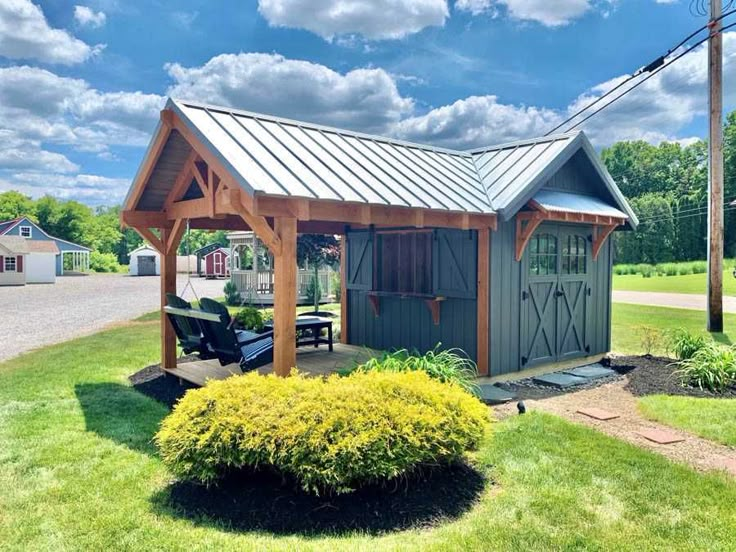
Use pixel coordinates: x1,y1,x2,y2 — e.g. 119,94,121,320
577,407,620,421
564,364,616,380
713,458,736,476
636,428,686,444
532,372,588,389
475,383,516,405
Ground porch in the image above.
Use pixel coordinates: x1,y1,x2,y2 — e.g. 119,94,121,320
163,343,374,386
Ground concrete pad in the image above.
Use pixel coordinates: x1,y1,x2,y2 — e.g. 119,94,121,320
577,407,620,421
636,429,686,444
564,364,616,380
475,384,516,405
532,372,588,389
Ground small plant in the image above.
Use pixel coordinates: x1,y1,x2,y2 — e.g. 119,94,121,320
353,345,479,393
223,281,241,306
635,325,662,356
675,343,736,392
637,264,656,278
690,261,707,274
667,328,708,360
234,307,264,331
155,370,490,494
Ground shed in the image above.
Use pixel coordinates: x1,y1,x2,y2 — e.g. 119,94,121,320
25,240,59,284
193,243,222,276
120,98,636,378
129,245,160,276
0,236,28,286
201,247,230,278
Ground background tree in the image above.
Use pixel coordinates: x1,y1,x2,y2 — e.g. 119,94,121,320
296,234,340,311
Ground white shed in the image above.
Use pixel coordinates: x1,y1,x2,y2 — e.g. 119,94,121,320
129,245,160,276
26,241,59,284
0,236,28,286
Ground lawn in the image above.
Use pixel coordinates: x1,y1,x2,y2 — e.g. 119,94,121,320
1,319,736,550
639,395,736,447
613,272,736,296
611,303,736,355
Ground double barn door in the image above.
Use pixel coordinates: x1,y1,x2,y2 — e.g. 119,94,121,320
521,224,591,368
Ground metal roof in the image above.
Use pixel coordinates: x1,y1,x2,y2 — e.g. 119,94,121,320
169,99,492,214
532,190,628,219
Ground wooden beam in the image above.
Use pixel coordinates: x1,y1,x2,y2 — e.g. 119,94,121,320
124,110,172,211
515,212,544,262
163,150,198,210
167,197,210,220
160,226,177,370
592,224,619,260
208,165,220,219
121,210,172,229
340,234,348,345
272,217,297,377
166,218,187,255
230,189,282,256
477,227,490,377
132,226,164,254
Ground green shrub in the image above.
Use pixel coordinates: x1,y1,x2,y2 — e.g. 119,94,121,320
234,307,264,331
657,263,678,276
305,273,321,307
667,328,708,360
155,370,490,494
223,281,240,306
635,325,662,355
677,264,694,275
352,345,478,393
89,251,123,273
638,264,656,278
331,271,341,301
676,344,736,392
690,261,707,274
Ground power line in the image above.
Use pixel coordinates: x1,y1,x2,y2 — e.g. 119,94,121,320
546,11,736,136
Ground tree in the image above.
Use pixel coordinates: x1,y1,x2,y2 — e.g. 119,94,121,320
0,191,36,221
615,193,675,264
296,234,340,311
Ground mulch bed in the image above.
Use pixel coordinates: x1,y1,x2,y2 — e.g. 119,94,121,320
152,462,487,535
129,358,199,408
603,355,736,399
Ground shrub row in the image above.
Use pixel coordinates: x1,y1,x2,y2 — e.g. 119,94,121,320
156,370,490,494
613,261,709,278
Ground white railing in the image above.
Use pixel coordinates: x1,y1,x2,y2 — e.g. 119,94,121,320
231,269,334,299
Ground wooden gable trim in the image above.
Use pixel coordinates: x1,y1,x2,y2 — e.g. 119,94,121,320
124,110,173,211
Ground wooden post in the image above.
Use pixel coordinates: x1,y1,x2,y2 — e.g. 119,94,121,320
340,233,348,344
160,227,178,369
477,228,490,377
707,0,724,332
273,217,297,376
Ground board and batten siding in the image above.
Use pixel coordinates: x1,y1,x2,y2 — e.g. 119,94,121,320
345,228,478,360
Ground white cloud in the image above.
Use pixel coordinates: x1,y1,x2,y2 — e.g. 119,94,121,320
0,173,129,204
166,53,414,133
456,0,592,27
392,32,736,149
257,0,448,40
0,0,103,64
73,5,106,28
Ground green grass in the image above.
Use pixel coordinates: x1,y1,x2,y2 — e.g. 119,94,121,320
639,395,736,447
2,320,736,549
613,272,736,296
611,303,736,355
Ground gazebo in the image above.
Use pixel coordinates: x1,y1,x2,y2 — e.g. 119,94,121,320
121,98,633,380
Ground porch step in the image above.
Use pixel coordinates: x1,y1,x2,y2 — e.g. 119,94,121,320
475,384,516,405
532,372,588,389
563,364,616,380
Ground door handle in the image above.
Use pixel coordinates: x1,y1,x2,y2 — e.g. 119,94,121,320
555,290,565,297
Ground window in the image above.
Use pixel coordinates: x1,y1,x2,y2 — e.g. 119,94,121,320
4,256,16,272
377,231,432,294
19,226,31,238
529,234,557,276
562,234,587,275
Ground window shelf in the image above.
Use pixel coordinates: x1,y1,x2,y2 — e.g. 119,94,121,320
364,291,446,325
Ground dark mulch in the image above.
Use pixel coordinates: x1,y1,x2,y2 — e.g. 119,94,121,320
603,355,736,399
152,462,487,536
129,359,199,408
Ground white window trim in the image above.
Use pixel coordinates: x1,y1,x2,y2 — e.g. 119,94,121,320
4,256,17,272
19,226,31,238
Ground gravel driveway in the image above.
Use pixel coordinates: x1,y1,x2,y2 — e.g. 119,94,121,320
0,274,226,362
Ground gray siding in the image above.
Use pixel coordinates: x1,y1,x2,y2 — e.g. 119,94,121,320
489,218,522,375
543,150,618,208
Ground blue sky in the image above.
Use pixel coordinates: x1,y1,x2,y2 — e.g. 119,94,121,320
0,0,734,205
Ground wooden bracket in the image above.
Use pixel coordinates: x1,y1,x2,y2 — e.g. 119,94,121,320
515,212,545,261
166,219,187,255
163,150,199,211
131,227,164,254
368,294,380,317
424,297,445,325
592,224,619,260
229,188,282,256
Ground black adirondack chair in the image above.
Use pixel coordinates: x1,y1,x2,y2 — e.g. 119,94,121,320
164,293,211,358
198,298,274,370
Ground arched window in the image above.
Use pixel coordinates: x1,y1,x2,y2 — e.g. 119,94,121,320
562,234,587,274
529,233,557,276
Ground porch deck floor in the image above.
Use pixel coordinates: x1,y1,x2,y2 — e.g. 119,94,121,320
164,343,375,387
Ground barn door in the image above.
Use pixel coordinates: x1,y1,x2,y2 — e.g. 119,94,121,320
346,232,373,290
433,229,477,299
557,230,589,360
521,231,558,367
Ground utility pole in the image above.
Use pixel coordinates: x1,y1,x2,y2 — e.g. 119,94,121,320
707,0,724,332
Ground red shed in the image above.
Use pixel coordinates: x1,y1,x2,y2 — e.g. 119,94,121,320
202,247,230,278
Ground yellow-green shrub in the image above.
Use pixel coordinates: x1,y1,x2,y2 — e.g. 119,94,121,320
155,370,490,494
